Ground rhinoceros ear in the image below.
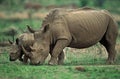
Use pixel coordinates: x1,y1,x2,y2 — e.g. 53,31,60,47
43,24,49,33
16,38,19,45
27,25,35,33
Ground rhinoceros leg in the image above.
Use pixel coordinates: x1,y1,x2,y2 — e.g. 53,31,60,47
19,53,24,62
23,55,28,64
58,51,64,65
49,39,69,65
100,39,116,64
106,46,116,64
100,19,118,64
49,46,65,65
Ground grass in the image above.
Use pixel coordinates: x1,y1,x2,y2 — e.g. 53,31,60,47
0,19,42,41
0,45,120,79
0,64,119,79
0,19,42,31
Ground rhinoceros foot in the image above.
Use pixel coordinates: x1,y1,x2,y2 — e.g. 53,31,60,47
58,60,64,65
106,59,114,64
48,58,58,65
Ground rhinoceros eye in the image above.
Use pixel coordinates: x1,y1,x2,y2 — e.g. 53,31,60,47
41,48,44,51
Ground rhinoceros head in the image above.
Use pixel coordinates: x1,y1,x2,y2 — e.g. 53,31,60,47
22,25,50,65
9,39,22,61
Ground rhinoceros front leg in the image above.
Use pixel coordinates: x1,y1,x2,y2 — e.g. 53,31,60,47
49,47,65,65
23,55,29,64
19,53,24,62
49,39,69,65
58,51,64,65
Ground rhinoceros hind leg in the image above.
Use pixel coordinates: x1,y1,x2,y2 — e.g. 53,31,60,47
103,44,116,64
100,18,118,64
100,34,117,64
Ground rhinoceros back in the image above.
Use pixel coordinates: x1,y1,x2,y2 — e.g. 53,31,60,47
18,33,34,47
43,8,112,48
63,10,110,48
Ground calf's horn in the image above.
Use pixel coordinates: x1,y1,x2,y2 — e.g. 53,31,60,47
21,45,30,56
8,39,13,44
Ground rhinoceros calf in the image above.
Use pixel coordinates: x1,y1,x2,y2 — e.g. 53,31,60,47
22,8,118,65
9,32,34,63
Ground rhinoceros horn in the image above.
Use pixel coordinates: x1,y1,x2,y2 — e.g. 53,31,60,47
21,45,31,57
8,39,13,44
30,46,36,51
27,25,36,33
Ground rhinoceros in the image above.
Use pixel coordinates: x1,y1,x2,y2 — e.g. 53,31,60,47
9,26,65,64
22,8,118,65
9,32,34,63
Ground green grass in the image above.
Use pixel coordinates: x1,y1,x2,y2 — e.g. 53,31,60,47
0,46,120,79
0,19,42,41
0,63,119,79
0,19,42,31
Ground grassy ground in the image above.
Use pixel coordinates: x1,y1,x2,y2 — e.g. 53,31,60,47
0,45,120,79
0,63,120,79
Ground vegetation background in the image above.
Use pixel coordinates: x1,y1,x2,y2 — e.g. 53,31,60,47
0,0,120,79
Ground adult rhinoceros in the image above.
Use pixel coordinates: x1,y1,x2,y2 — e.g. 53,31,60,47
22,8,118,65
